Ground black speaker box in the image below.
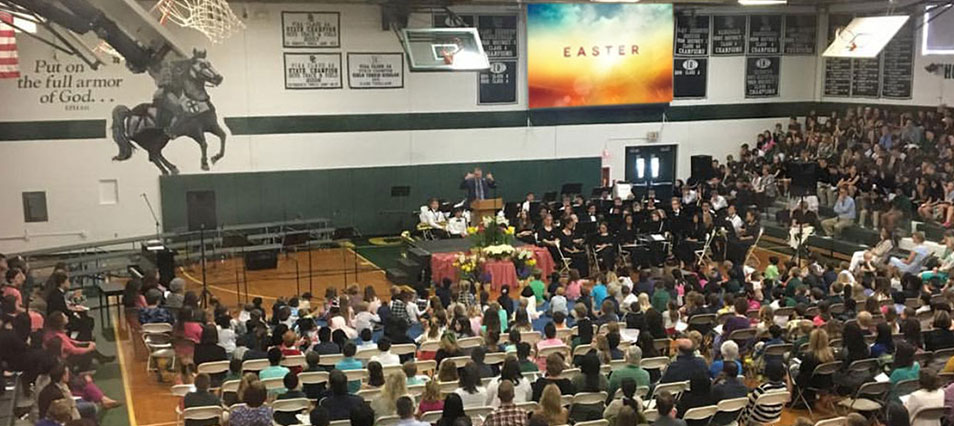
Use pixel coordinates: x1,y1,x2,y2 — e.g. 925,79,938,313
789,161,818,196
690,155,714,182
244,249,279,270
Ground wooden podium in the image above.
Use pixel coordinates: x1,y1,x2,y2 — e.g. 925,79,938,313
471,198,503,225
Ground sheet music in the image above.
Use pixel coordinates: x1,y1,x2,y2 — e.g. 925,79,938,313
874,373,890,383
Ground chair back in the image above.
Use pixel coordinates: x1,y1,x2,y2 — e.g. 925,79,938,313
652,380,688,400
356,387,381,401
182,406,224,421
894,379,920,397
520,331,543,345
458,336,483,349
640,356,670,371
197,360,230,376
171,384,194,397
298,371,329,385
382,364,404,378
376,415,401,426
538,345,571,360
774,307,795,318
911,406,948,424
354,348,381,361
716,397,749,413
142,323,174,334
317,353,344,367
934,347,954,361
846,358,880,374
261,377,285,392
241,358,269,373
755,390,790,406
688,313,716,326
727,327,758,342
441,355,471,369
653,338,671,354
573,345,593,357
391,343,417,356
419,341,440,353
572,391,608,405
763,344,793,357
484,351,507,365
271,398,311,413
856,381,891,400
683,405,718,421
329,420,350,426
414,359,437,374
438,380,460,393
558,368,581,381
343,369,369,382
812,361,842,377
830,303,846,315
220,380,240,394
515,401,539,411
573,420,609,426
280,354,307,369
556,328,575,340
464,406,495,419
421,411,443,423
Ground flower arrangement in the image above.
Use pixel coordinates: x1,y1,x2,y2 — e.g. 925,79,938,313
513,247,537,279
453,252,481,282
481,243,515,260
469,215,515,249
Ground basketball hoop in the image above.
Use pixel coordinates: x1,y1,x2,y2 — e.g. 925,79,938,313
93,41,125,63
835,27,868,53
155,0,245,43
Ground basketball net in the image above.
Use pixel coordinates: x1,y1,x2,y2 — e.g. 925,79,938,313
156,0,245,43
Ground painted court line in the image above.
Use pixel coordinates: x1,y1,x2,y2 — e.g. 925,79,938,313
112,307,138,426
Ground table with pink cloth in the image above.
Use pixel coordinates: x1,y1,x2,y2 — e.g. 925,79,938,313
429,246,555,289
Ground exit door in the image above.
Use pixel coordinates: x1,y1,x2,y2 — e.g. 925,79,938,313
624,144,677,199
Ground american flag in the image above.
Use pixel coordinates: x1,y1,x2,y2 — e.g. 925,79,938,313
0,12,19,79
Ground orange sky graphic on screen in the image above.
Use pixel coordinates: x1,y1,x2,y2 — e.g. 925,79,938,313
527,3,674,109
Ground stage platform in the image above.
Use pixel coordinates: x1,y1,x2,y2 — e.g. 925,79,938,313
410,238,527,255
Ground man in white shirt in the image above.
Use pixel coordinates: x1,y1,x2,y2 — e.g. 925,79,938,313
369,337,401,366
521,192,535,212
711,191,728,212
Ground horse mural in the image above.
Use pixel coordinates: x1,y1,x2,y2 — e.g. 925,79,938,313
111,49,228,175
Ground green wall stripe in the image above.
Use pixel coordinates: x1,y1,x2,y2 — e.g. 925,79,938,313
0,119,105,141
0,101,936,141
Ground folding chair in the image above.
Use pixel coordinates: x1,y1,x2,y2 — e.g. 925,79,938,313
829,303,846,315
457,336,483,349
329,420,350,426
438,380,460,393
441,355,471,370
144,331,176,374
317,353,343,367
421,411,443,423
261,377,285,393
910,406,947,425
196,360,230,376
683,405,718,423
484,351,507,366
241,358,269,374
297,371,329,387
181,406,224,426
538,345,571,360
515,401,539,412
653,338,672,356
933,347,954,361
845,358,880,376
836,381,890,414
708,396,749,426
556,327,575,340
645,381,689,411
354,348,381,361
391,343,417,356
414,359,437,374
573,345,594,357
574,421,609,426
750,391,790,425
893,378,920,397
558,368,581,381
464,406,495,421
376,415,401,426
343,369,369,383
419,341,440,353
271,397,311,417
280,354,307,369
521,331,543,346
791,361,840,417
356,387,381,401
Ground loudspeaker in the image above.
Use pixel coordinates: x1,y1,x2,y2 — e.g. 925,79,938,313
186,191,217,231
789,161,818,196
155,250,175,285
244,248,278,270
690,155,714,182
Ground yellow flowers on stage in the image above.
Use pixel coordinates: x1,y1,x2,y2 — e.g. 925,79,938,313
505,226,516,235
467,226,478,235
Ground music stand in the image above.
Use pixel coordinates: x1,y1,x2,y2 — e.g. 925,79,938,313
577,221,597,237
561,183,583,196
590,187,610,199
529,201,542,218
543,191,558,203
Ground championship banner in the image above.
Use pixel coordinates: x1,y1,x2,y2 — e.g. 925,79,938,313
284,53,342,89
282,12,340,48
527,3,674,108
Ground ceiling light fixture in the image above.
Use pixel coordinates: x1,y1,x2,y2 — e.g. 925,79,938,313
738,0,788,5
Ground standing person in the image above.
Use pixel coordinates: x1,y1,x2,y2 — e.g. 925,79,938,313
461,167,496,202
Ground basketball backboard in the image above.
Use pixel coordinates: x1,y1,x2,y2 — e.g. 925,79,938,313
822,15,909,58
401,27,489,71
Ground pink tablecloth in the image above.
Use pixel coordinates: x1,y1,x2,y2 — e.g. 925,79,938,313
430,252,459,285
527,245,555,278
429,246,555,288
483,260,518,292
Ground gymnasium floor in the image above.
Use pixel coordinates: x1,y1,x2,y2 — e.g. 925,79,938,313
106,245,839,426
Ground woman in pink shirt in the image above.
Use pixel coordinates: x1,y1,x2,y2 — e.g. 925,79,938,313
535,322,566,370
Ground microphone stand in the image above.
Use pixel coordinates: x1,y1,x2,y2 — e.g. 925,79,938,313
142,193,161,239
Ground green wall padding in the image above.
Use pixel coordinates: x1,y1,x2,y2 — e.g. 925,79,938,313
160,157,602,235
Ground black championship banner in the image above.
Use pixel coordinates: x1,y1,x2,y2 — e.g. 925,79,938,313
282,12,340,48
783,15,816,55
284,53,342,89
478,60,517,105
477,15,518,59
747,15,782,55
712,15,745,56
347,53,404,89
745,56,780,98
851,57,881,98
674,57,707,99
674,14,710,56
881,22,914,99
823,14,853,97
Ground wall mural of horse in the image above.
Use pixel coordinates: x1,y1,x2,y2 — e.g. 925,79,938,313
111,49,229,175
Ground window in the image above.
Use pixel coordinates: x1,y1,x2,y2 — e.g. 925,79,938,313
923,4,954,55
22,191,48,222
